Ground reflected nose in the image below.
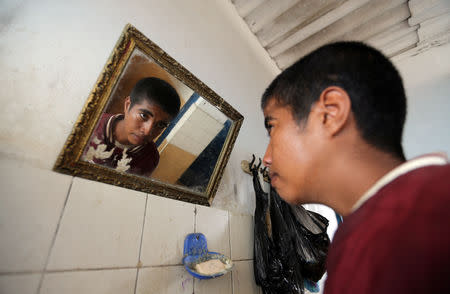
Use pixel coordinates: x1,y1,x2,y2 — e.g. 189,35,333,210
263,143,272,168
142,120,154,136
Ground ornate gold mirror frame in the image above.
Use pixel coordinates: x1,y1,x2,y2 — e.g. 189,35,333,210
54,24,243,205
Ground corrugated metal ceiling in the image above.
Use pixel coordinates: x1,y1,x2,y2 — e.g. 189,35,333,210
231,0,450,70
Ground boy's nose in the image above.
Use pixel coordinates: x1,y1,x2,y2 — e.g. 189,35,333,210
263,144,272,167
142,121,153,136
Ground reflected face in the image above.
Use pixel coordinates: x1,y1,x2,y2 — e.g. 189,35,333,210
263,98,321,204
122,97,172,146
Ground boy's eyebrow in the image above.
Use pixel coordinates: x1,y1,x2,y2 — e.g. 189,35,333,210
140,108,154,117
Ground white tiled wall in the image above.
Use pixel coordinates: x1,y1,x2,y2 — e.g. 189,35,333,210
40,269,137,294
47,178,146,270
140,195,195,266
0,274,41,294
196,206,231,257
136,266,193,294
0,156,260,294
233,261,262,294
195,273,232,294
0,157,71,273
230,214,254,260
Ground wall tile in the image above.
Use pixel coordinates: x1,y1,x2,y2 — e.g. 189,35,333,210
230,213,254,260
0,157,71,272
0,273,41,294
47,178,146,270
196,206,230,257
40,269,136,294
140,195,195,266
136,266,193,294
232,260,261,294
194,272,232,294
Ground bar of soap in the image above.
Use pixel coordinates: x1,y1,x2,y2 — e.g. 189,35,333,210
195,259,226,275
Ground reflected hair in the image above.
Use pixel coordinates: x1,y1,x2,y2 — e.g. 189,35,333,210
261,41,407,160
130,77,181,118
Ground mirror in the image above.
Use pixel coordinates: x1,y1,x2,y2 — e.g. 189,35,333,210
54,24,243,205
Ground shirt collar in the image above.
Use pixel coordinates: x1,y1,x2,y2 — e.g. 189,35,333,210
105,114,123,145
351,153,448,213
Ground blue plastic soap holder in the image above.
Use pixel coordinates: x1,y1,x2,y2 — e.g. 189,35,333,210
182,233,233,279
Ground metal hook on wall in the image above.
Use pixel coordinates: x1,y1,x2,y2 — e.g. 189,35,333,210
241,154,269,183
260,166,270,183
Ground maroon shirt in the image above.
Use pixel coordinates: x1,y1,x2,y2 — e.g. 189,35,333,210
325,160,450,294
82,113,159,176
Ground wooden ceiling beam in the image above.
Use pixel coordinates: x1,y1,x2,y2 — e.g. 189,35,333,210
232,0,266,18
340,3,411,41
256,0,345,47
244,0,301,33
274,0,408,69
408,0,450,26
383,31,419,57
367,21,418,49
268,0,371,57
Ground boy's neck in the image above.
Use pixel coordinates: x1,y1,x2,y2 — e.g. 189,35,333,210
322,144,405,217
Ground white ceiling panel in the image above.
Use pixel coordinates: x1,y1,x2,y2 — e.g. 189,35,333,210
231,0,450,69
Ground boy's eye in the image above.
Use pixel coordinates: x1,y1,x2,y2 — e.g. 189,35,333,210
265,122,273,136
139,113,148,120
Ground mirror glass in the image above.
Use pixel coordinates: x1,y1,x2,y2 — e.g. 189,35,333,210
54,24,243,205
81,47,232,193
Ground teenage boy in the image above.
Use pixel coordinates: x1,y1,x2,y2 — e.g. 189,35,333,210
83,77,180,176
261,41,450,293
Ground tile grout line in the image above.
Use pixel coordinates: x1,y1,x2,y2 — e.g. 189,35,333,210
0,263,205,276
36,176,74,294
139,264,184,268
228,211,234,294
194,205,197,233
0,270,43,276
231,270,234,294
228,211,232,259
39,264,187,274
39,266,138,273
134,194,149,294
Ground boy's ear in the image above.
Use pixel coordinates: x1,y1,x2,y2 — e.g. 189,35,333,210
316,86,351,136
124,96,131,113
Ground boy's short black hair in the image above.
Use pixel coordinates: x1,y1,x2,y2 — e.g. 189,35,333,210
130,77,181,118
262,41,407,160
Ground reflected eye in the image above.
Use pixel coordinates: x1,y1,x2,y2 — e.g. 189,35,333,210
139,113,148,120
156,122,168,129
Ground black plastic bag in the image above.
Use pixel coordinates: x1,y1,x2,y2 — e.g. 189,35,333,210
252,164,330,294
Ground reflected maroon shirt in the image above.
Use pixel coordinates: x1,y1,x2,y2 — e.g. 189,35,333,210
82,113,159,176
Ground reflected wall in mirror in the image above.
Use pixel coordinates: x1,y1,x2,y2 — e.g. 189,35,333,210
54,24,243,205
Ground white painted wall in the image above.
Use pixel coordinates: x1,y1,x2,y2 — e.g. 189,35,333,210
394,43,450,159
0,0,279,293
0,0,279,215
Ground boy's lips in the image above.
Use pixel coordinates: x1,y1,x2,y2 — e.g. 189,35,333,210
269,171,279,184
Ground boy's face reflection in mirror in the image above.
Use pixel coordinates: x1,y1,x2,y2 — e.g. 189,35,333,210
116,96,172,146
